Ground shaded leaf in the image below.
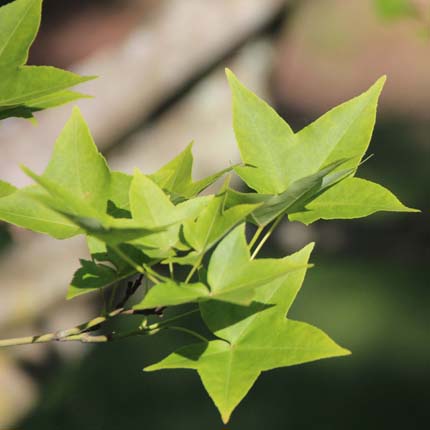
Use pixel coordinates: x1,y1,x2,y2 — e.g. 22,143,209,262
67,239,147,299
68,259,118,299
225,158,354,226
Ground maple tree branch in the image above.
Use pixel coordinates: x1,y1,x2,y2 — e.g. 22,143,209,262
0,306,198,348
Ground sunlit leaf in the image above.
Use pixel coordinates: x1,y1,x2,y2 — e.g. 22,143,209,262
150,142,233,203
146,243,349,423
0,185,79,238
136,224,308,308
289,177,419,224
183,188,259,256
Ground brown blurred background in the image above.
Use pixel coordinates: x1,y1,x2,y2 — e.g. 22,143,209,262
0,0,429,428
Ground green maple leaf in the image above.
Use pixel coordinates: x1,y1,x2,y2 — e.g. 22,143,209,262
129,169,213,255
5,108,168,243
150,142,234,203
41,107,111,213
227,69,417,222
135,224,307,307
22,169,170,245
18,106,112,221
0,107,110,237
374,0,417,19
145,242,349,423
0,0,94,120
181,182,259,257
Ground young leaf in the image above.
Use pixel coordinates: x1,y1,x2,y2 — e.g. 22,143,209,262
145,243,349,423
135,224,307,308
227,68,385,193
150,142,233,203
289,177,419,224
0,0,94,119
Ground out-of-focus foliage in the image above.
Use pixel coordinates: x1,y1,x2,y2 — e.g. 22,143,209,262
374,0,417,19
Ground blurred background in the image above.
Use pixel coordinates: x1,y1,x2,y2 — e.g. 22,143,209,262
0,0,429,428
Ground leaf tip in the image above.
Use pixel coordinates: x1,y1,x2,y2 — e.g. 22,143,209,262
305,241,316,252
20,164,36,179
71,105,84,117
405,206,421,213
225,68,239,88
371,75,387,95
143,364,156,372
220,409,232,424
84,74,99,82
340,346,352,356
224,67,233,78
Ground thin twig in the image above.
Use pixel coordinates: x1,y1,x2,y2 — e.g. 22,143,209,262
250,215,283,260
115,274,143,309
248,224,265,251
0,307,199,348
